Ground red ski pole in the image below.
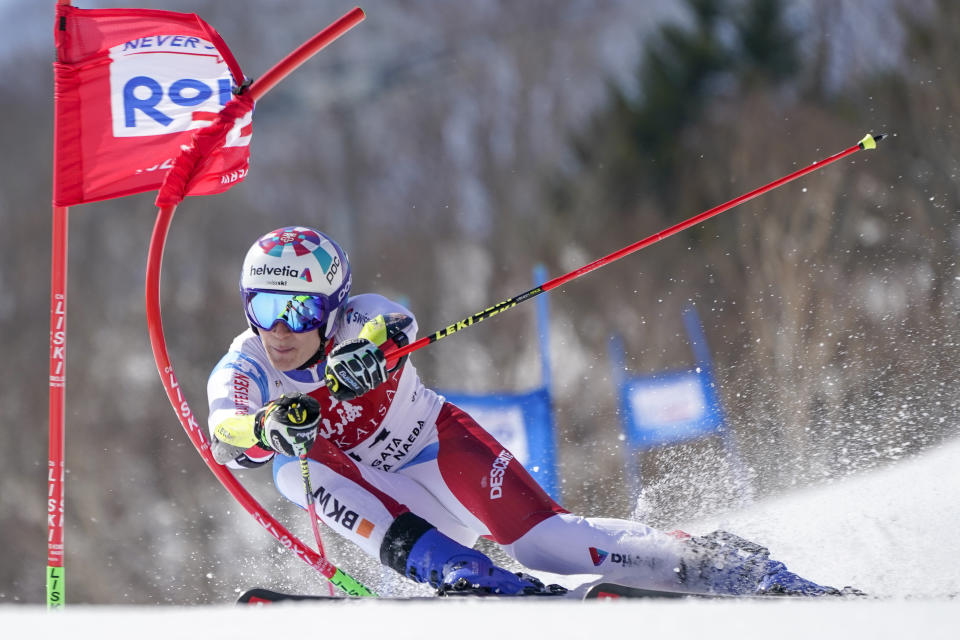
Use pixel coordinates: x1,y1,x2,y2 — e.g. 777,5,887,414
298,454,336,596
387,133,885,361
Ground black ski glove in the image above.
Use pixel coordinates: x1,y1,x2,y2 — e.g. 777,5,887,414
324,338,387,401
253,393,321,457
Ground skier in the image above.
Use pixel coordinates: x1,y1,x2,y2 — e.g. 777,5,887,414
207,225,845,597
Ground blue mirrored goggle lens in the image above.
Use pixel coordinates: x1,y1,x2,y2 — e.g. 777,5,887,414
244,292,329,333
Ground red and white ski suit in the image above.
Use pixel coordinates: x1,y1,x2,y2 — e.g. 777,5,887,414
208,293,693,590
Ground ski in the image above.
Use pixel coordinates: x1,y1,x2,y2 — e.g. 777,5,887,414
239,581,864,604
237,584,721,603
583,583,752,600
239,587,383,603
237,586,566,604
585,582,867,600
585,583,695,600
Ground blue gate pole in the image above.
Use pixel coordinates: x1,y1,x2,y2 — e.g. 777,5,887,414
608,333,643,496
533,265,552,391
533,265,561,501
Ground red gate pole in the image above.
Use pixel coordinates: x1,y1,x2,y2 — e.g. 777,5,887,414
47,205,68,609
47,0,74,609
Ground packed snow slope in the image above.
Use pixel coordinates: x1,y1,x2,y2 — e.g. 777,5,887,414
680,437,960,600
4,439,958,639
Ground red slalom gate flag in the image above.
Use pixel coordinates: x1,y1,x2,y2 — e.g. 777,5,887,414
53,5,252,207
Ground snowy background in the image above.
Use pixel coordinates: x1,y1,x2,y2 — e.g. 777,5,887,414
3,437,957,638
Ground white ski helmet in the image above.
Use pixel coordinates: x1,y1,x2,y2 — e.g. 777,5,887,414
240,226,351,339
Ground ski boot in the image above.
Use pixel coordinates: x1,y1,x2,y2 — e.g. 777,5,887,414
684,530,847,597
379,512,566,596
755,560,841,596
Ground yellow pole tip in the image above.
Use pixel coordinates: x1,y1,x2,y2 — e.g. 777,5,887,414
859,133,886,150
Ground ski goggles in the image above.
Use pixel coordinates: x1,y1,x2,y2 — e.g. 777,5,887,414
243,290,333,333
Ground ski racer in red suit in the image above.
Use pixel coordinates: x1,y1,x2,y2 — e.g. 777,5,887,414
208,225,843,596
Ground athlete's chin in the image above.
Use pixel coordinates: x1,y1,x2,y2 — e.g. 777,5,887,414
266,350,303,371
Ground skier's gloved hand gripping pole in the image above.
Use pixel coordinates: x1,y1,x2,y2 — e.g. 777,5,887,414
214,393,336,594
383,134,886,362
146,8,377,598
253,394,336,596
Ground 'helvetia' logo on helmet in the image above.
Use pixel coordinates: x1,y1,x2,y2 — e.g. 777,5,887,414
300,268,313,283
248,264,299,278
